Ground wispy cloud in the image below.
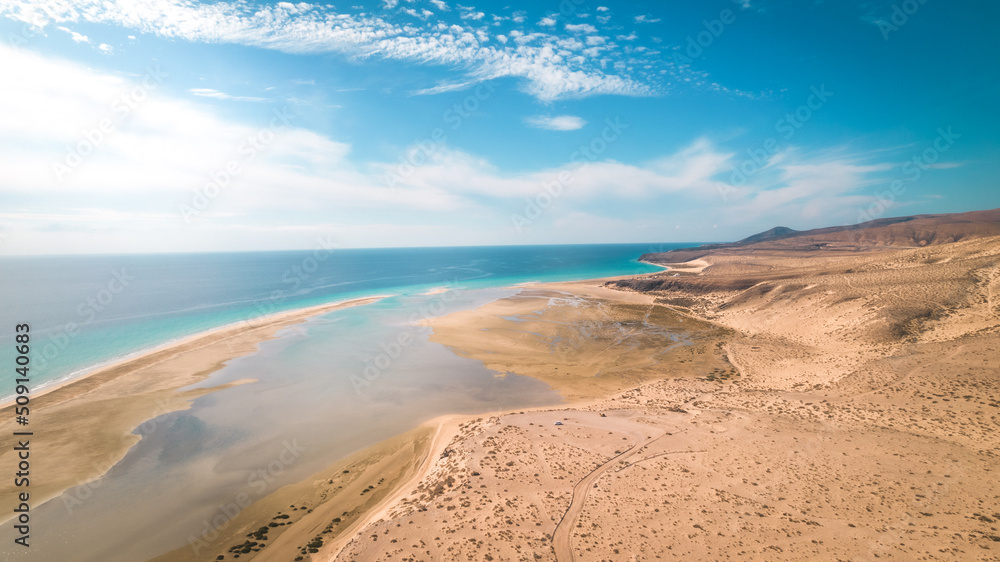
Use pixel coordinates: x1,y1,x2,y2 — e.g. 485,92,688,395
0,0,655,101
0,43,848,252
720,147,899,225
402,7,434,20
525,115,587,131
188,88,267,102
57,26,90,43
411,81,473,95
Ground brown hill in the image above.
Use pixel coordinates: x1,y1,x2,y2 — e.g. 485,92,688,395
736,226,799,244
642,208,1000,264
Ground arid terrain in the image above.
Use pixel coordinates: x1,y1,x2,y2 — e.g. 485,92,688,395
130,212,1000,562
317,226,1000,560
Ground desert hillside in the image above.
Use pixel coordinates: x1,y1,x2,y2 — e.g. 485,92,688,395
325,227,1000,561
641,208,1000,264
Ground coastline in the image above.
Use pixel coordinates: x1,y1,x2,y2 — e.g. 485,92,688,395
15,233,998,561
152,421,440,562
161,275,733,560
323,237,1000,561
0,295,389,523
0,295,392,409
420,277,733,401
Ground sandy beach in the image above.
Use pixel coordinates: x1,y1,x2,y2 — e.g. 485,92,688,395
316,235,1000,561
0,296,386,523
8,234,999,561
124,277,737,561
7,2,1000,558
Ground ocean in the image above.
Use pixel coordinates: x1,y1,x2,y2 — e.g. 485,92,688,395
0,243,692,561
0,244,680,400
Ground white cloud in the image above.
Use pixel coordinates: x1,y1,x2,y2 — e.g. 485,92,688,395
720,148,897,226
0,0,653,102
538,16,556,26
0,47,349,197
596,6,609,12
634,15,661,23
98,43,113,53
524,115,587,131
188,88,267,102
411,81,472,95
57,26,90,43
429,0,448,10
403,7,434,19
0,45,486,253
565,23,597,34
0,44,884,254
383,137,736,201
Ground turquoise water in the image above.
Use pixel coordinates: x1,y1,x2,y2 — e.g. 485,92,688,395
0,243,694,561
0,244,680,400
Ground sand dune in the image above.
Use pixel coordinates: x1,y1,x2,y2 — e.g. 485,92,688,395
323,235,1000,561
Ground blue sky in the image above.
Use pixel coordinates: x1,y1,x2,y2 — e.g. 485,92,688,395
0,0,997,254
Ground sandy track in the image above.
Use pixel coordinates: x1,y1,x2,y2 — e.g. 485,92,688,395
329,236,1000,561
553,430,676,561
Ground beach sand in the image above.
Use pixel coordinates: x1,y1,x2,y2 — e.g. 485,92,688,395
143,280,736,561
322,235,1000,561
0,297,385,523
420,282,735,401
151,423,437,562
11,233,1000,561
